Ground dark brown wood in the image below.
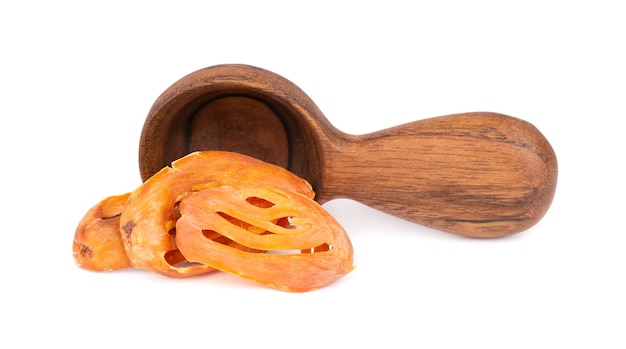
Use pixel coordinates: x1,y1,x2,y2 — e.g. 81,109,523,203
139,64,557,238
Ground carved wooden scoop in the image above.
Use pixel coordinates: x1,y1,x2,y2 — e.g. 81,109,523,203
139,64,557,238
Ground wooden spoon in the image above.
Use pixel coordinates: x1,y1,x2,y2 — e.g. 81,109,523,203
139,64,557,238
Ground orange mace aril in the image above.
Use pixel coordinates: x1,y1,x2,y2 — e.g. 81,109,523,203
118,151,316,278
176,185,354,292
72,150,354,291
72,193,133,272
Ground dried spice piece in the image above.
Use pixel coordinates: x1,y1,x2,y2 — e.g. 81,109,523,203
119,151,316,278
176,184,354,292
72,193,133,271
72,150,353,291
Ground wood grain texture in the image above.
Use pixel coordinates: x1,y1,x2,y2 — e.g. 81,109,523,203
317,113,557,237
139,64,557,238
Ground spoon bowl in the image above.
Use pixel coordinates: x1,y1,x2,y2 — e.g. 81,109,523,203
139,64,557,238
139,65,324,190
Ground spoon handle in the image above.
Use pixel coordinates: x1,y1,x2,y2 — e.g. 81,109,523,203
318,112,557,238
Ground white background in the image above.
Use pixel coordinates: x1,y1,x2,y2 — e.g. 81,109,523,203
2,1,624,348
